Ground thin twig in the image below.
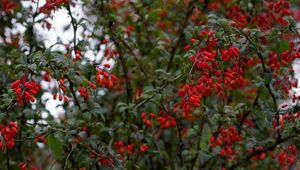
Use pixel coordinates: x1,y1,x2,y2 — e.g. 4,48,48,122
166,1,195,72
241,31,281,139
63,144,74,170
132,74,183,109
66,4,77,54
65,75,81,109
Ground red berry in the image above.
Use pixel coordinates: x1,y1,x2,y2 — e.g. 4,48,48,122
184,45,191,52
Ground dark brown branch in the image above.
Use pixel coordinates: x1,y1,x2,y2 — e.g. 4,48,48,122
108,19,133,104
114,41,132,104
229,135,297,170
66,4,78,54
118,38,149,78
256,51,280,139
166,1,195,72
63,144,74,170
174,116,184,167
242,31,280,139
65,75,81,109
65,4,81,110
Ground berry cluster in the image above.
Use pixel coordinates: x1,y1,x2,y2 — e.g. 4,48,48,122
39,0,69,15
112,140,149,157
223,65,246,91
11,76,41,107
248,146,266,161
57,77,67,93
274,111,300,129
0,121,18,151
209,127,241,158
96,70,117,89
73,50,82,63
220,47,239,62
112,140,135,157
52,78,69,104
268,52,281,71
99,158,115,167
141,112,155,128
53,93,69,104
251,0,292,31
226,5,247,29
104,47,118,60
139,144,149,153
156,115,176,129
78,86,89,102
278,145,297,168
0,0,19,14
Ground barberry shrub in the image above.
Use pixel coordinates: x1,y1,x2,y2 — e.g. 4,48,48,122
1,0,300,169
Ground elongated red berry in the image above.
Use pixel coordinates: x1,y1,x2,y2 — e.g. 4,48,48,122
59,94,63,101
88,81,97,90
64,96,69,104
53,94,57,100
11,80,21,89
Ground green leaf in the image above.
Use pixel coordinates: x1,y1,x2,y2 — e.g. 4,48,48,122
83,112,92,121
279,41,289,52
27,63,37,71
185,128,197,138
88,102,106,121
117,102,129,112
184,30,193,42
47,134,63,160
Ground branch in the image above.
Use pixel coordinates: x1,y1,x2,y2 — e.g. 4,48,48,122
115,42,132,104
66,4,77,54
241,31,280,139
175,116,184,167
118,38,149,78
132,74,183,110
65,75,81,109
166,1,195,72
256,51,281,139
28,0,40,56
229,135,298,170
63,144,74,170
108,21,133,105
65,3,81,110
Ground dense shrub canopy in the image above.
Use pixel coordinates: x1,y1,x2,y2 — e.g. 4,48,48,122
1,0,300,169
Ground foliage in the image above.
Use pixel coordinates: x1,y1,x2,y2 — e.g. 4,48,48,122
1,0,300,169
